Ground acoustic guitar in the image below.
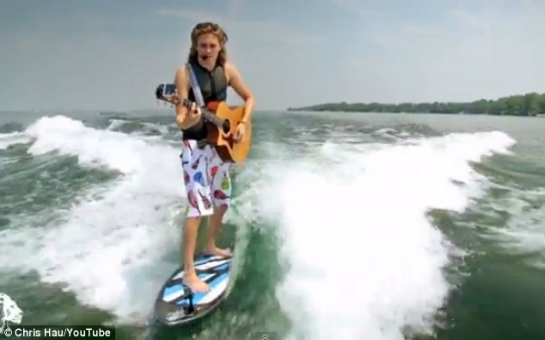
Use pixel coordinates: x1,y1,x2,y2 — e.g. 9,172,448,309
155,84,252,164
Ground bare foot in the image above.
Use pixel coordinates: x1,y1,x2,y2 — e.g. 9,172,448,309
183,272,210,293
204,246,232,258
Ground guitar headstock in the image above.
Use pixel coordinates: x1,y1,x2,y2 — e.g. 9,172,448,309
155,83,192,109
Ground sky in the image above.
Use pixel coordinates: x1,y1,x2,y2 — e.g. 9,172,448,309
1,0,544,111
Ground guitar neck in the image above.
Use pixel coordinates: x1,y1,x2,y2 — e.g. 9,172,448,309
202,110,223,125
181,99,224,128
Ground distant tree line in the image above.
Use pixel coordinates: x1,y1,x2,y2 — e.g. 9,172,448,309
287,92,545,116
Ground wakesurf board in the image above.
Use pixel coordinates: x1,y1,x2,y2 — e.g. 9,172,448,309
153,249,235,326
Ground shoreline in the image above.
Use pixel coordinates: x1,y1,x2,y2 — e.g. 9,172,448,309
287,92,545,117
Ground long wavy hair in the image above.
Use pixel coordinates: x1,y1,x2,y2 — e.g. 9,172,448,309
187,22,229,66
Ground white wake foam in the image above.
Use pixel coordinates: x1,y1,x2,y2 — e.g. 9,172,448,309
481,188,545,269
0,114,518,338
0,115,185,322
255,130,515,340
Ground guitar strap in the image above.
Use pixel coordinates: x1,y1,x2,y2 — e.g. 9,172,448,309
186,62,206,109
186,62,214,150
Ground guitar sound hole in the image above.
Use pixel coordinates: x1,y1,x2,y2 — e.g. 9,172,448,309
222,120,231,134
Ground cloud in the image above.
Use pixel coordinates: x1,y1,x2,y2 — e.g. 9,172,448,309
155,8,324,46
156,8,217,22
2,0,544,111
339,1,545,103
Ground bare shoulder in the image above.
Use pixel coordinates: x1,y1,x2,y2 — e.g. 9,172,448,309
175,64,188,79
224,61,236,73
224,61,241,81
223,61,240,84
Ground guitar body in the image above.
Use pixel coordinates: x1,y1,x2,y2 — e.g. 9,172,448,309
205,102,252,164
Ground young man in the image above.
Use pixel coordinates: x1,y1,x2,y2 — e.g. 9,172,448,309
172,22,254,293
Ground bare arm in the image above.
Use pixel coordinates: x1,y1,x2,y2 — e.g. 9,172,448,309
226,62,255,123
174,66,201,129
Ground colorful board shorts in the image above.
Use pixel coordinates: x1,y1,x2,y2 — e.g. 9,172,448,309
180,140,231,218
